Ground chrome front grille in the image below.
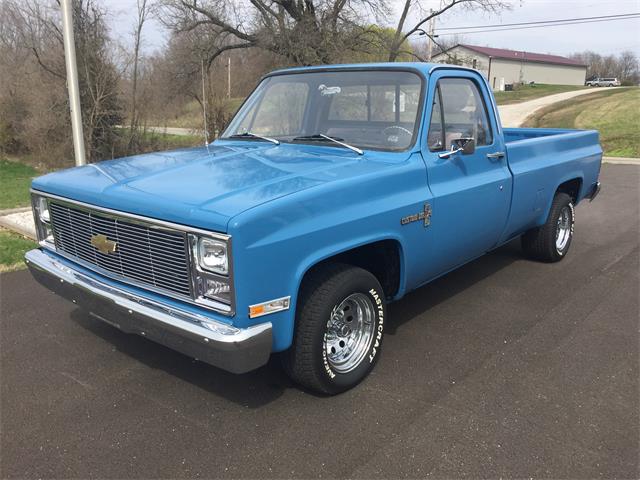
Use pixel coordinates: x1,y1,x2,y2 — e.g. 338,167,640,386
48,202,192,298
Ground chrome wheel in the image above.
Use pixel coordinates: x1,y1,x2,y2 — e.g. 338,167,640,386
325,293,376,373
555,205,572,253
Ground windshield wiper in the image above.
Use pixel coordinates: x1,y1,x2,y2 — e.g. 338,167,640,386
292,134,363,155
227,132,280,145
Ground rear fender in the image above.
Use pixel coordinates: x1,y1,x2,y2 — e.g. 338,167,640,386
535,174,583,227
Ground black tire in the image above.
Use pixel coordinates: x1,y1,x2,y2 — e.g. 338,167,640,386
521,192,575,262
282,263,386,395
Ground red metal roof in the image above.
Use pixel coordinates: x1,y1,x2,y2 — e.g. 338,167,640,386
457,44,586,67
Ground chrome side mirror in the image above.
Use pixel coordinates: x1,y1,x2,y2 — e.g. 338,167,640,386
438,137,475,159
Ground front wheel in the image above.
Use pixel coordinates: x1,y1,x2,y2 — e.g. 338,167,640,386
282,264,386,395
521,192,575,262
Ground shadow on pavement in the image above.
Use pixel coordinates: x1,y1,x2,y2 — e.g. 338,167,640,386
70,308,294,407
387,238,522,334
69,238,523,405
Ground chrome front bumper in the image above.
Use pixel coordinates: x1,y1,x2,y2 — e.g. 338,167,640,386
25,249,272,374
587,181,601,202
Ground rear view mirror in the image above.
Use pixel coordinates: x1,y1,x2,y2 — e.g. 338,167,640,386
438,137,476,159
453,137,475,155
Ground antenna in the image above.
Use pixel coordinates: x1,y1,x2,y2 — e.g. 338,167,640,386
201,58,209,145
227,57,231,99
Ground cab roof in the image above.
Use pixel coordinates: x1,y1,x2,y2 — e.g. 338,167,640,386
267,62,445,78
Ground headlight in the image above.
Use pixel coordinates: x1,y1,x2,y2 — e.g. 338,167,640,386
189,234,233,309
198,238,228,275
36,196,50,223
32,193,54,246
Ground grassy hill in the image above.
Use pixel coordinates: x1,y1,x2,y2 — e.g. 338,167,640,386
523,88,639,157
493,84,588,105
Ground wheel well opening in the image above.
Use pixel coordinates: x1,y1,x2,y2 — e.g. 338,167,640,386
302,240,402,299
557,178,582,202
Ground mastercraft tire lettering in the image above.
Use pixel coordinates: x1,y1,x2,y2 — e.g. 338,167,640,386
282,264,386,395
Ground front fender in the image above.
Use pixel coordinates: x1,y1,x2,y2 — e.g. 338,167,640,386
228,154,431,351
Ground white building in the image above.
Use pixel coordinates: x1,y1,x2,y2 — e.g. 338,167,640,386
432,44,588,90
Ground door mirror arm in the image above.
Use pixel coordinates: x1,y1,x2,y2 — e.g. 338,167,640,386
438,137,475,159
438,146,464,159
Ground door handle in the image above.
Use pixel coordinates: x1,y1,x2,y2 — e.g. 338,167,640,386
487,151,505,161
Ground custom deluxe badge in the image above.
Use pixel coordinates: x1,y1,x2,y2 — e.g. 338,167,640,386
401,203,432,227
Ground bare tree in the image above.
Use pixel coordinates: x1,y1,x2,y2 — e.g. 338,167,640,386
388,0,509,62
410,33,464,63
129,0,150,132
1,0,122,165
159,0,388,67
125,0,155,153
617,50,639,85
571,50,639,85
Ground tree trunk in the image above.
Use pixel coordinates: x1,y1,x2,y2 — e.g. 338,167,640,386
388,0,411,62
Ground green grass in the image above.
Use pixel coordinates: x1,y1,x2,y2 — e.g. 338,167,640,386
523,88,640,157
494,84,588,105
138,131,202,149
0,158,38,209
158,97,245,129
0,228,36,272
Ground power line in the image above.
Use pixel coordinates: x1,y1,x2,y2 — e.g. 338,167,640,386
436,13,640,31
435,15,640,36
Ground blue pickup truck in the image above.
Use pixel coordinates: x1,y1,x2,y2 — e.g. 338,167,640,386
26,63,602,394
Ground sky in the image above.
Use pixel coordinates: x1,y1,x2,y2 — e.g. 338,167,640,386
106,0,640,58
408,0,640,56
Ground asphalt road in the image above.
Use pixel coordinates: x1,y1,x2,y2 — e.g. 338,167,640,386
1,165,638,479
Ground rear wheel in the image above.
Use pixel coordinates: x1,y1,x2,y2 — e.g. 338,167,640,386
521,192,575,262
282,264,386,395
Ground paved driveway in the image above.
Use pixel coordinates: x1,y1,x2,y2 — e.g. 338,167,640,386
1,165,638,479
498,87,623,127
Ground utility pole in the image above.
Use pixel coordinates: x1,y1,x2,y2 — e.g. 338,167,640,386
488,56,493,89
60,0,86,166
227,57,231,99
427,9,436,61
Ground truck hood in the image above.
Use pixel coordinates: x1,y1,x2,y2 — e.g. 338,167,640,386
32,142,404,232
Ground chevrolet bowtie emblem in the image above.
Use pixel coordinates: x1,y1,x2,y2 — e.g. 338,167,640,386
90,233,118,254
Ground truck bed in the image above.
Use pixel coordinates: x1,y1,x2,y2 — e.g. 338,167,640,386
500,127,602,243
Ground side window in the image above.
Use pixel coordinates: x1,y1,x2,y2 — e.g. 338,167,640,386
427,87,444,151
439,78,493,147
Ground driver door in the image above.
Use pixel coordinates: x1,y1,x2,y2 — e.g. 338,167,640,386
421,72,512,278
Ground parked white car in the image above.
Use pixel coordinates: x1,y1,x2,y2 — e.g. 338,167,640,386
586,77,621,87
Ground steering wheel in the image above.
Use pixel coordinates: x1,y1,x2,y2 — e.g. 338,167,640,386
382,125,413,137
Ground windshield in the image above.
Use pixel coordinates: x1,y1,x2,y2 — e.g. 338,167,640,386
221,70,424,152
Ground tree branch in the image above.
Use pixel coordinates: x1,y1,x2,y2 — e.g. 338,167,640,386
31,46,65,80
178,0,256,42
205,42,255,70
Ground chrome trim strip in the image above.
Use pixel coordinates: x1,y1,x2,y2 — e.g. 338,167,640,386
588,181,601,202
25,249,271,373
428,64,482,75
249,296,292,318
187,233,236,315
30,189,230,240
